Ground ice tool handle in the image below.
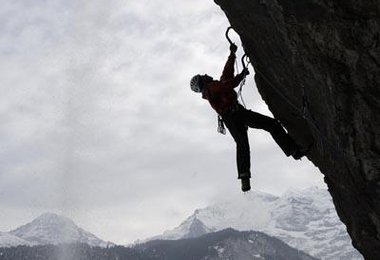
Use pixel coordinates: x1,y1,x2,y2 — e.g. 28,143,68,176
225,27,250,70
225,26,234,45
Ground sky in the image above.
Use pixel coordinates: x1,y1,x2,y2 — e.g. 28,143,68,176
0,0,326,244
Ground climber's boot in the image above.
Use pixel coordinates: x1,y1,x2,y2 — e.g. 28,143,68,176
292,142,313,160
241,178,251,192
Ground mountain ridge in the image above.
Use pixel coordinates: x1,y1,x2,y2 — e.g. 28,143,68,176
147,186,362,260
0,187,363,259
2,213,112,248
0,228,318,260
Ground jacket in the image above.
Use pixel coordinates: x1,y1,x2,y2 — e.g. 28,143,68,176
202,52,246,115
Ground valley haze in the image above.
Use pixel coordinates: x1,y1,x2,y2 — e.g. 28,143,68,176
0,187,363,260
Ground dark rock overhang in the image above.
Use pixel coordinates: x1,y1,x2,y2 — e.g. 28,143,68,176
214,0,380,259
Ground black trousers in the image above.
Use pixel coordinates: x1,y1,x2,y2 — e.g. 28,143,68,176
222,105,298,179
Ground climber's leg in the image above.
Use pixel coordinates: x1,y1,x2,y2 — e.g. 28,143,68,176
223,113,251,179
242,109,298,156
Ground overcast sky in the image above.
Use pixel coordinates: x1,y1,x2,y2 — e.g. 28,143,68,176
0,0,326,244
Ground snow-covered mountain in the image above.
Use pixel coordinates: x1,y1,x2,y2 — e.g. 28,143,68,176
151,215,216,240
0,232,33,248
2,213,112,248
0,229,318,260
149,186,363,260
138,229,318,260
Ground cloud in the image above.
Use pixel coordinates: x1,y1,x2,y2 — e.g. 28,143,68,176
0,0,325,243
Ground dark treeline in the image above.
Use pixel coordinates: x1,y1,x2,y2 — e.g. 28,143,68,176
0,229,317,260
0,244,147,260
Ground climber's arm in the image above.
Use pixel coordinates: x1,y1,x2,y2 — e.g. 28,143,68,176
222,68,249,89
220,44,238,81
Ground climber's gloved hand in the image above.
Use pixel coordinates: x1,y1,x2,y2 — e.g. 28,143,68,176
230,43,238,53
242,67,249,76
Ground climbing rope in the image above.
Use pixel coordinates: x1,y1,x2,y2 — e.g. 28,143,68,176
217,27,251,135
255,68,324,153
253,66,357,160
224,26,358,160
237,54,250,108
226,27,251,108
301,83,325,155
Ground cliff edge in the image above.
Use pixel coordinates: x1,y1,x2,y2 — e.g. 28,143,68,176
214,0,380,259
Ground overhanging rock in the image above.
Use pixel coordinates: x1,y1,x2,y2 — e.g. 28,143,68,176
213,0,380,259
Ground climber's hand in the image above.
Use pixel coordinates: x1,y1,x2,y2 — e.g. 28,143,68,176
230,43,238,53
242,67,249,76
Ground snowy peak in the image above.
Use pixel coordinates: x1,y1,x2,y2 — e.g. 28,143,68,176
10,213,77,240
182,218,210,238
0,229,318,260
0,232,32,248
8,213,111,248
28,213,76,227
273,187,332,232
150,215,215,241
150,186,363,260
178,216,214,239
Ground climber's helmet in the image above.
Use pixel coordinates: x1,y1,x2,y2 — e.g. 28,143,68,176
190,74,213,93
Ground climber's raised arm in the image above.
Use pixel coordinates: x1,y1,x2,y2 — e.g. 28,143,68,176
222,67,249,89
220,44,238,81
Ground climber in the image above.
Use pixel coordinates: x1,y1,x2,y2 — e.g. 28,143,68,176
190,43,307,192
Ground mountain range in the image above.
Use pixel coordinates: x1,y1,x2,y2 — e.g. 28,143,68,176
0,187,364,259
146,186,363,260
0,229,317,260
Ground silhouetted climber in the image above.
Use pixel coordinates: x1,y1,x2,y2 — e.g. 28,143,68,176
190,44,306,192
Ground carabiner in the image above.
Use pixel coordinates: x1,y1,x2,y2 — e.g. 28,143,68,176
241,54,250,69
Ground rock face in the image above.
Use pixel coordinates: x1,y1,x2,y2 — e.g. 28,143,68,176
213,0,380,259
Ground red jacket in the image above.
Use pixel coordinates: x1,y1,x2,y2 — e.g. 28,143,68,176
202,53,245,115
